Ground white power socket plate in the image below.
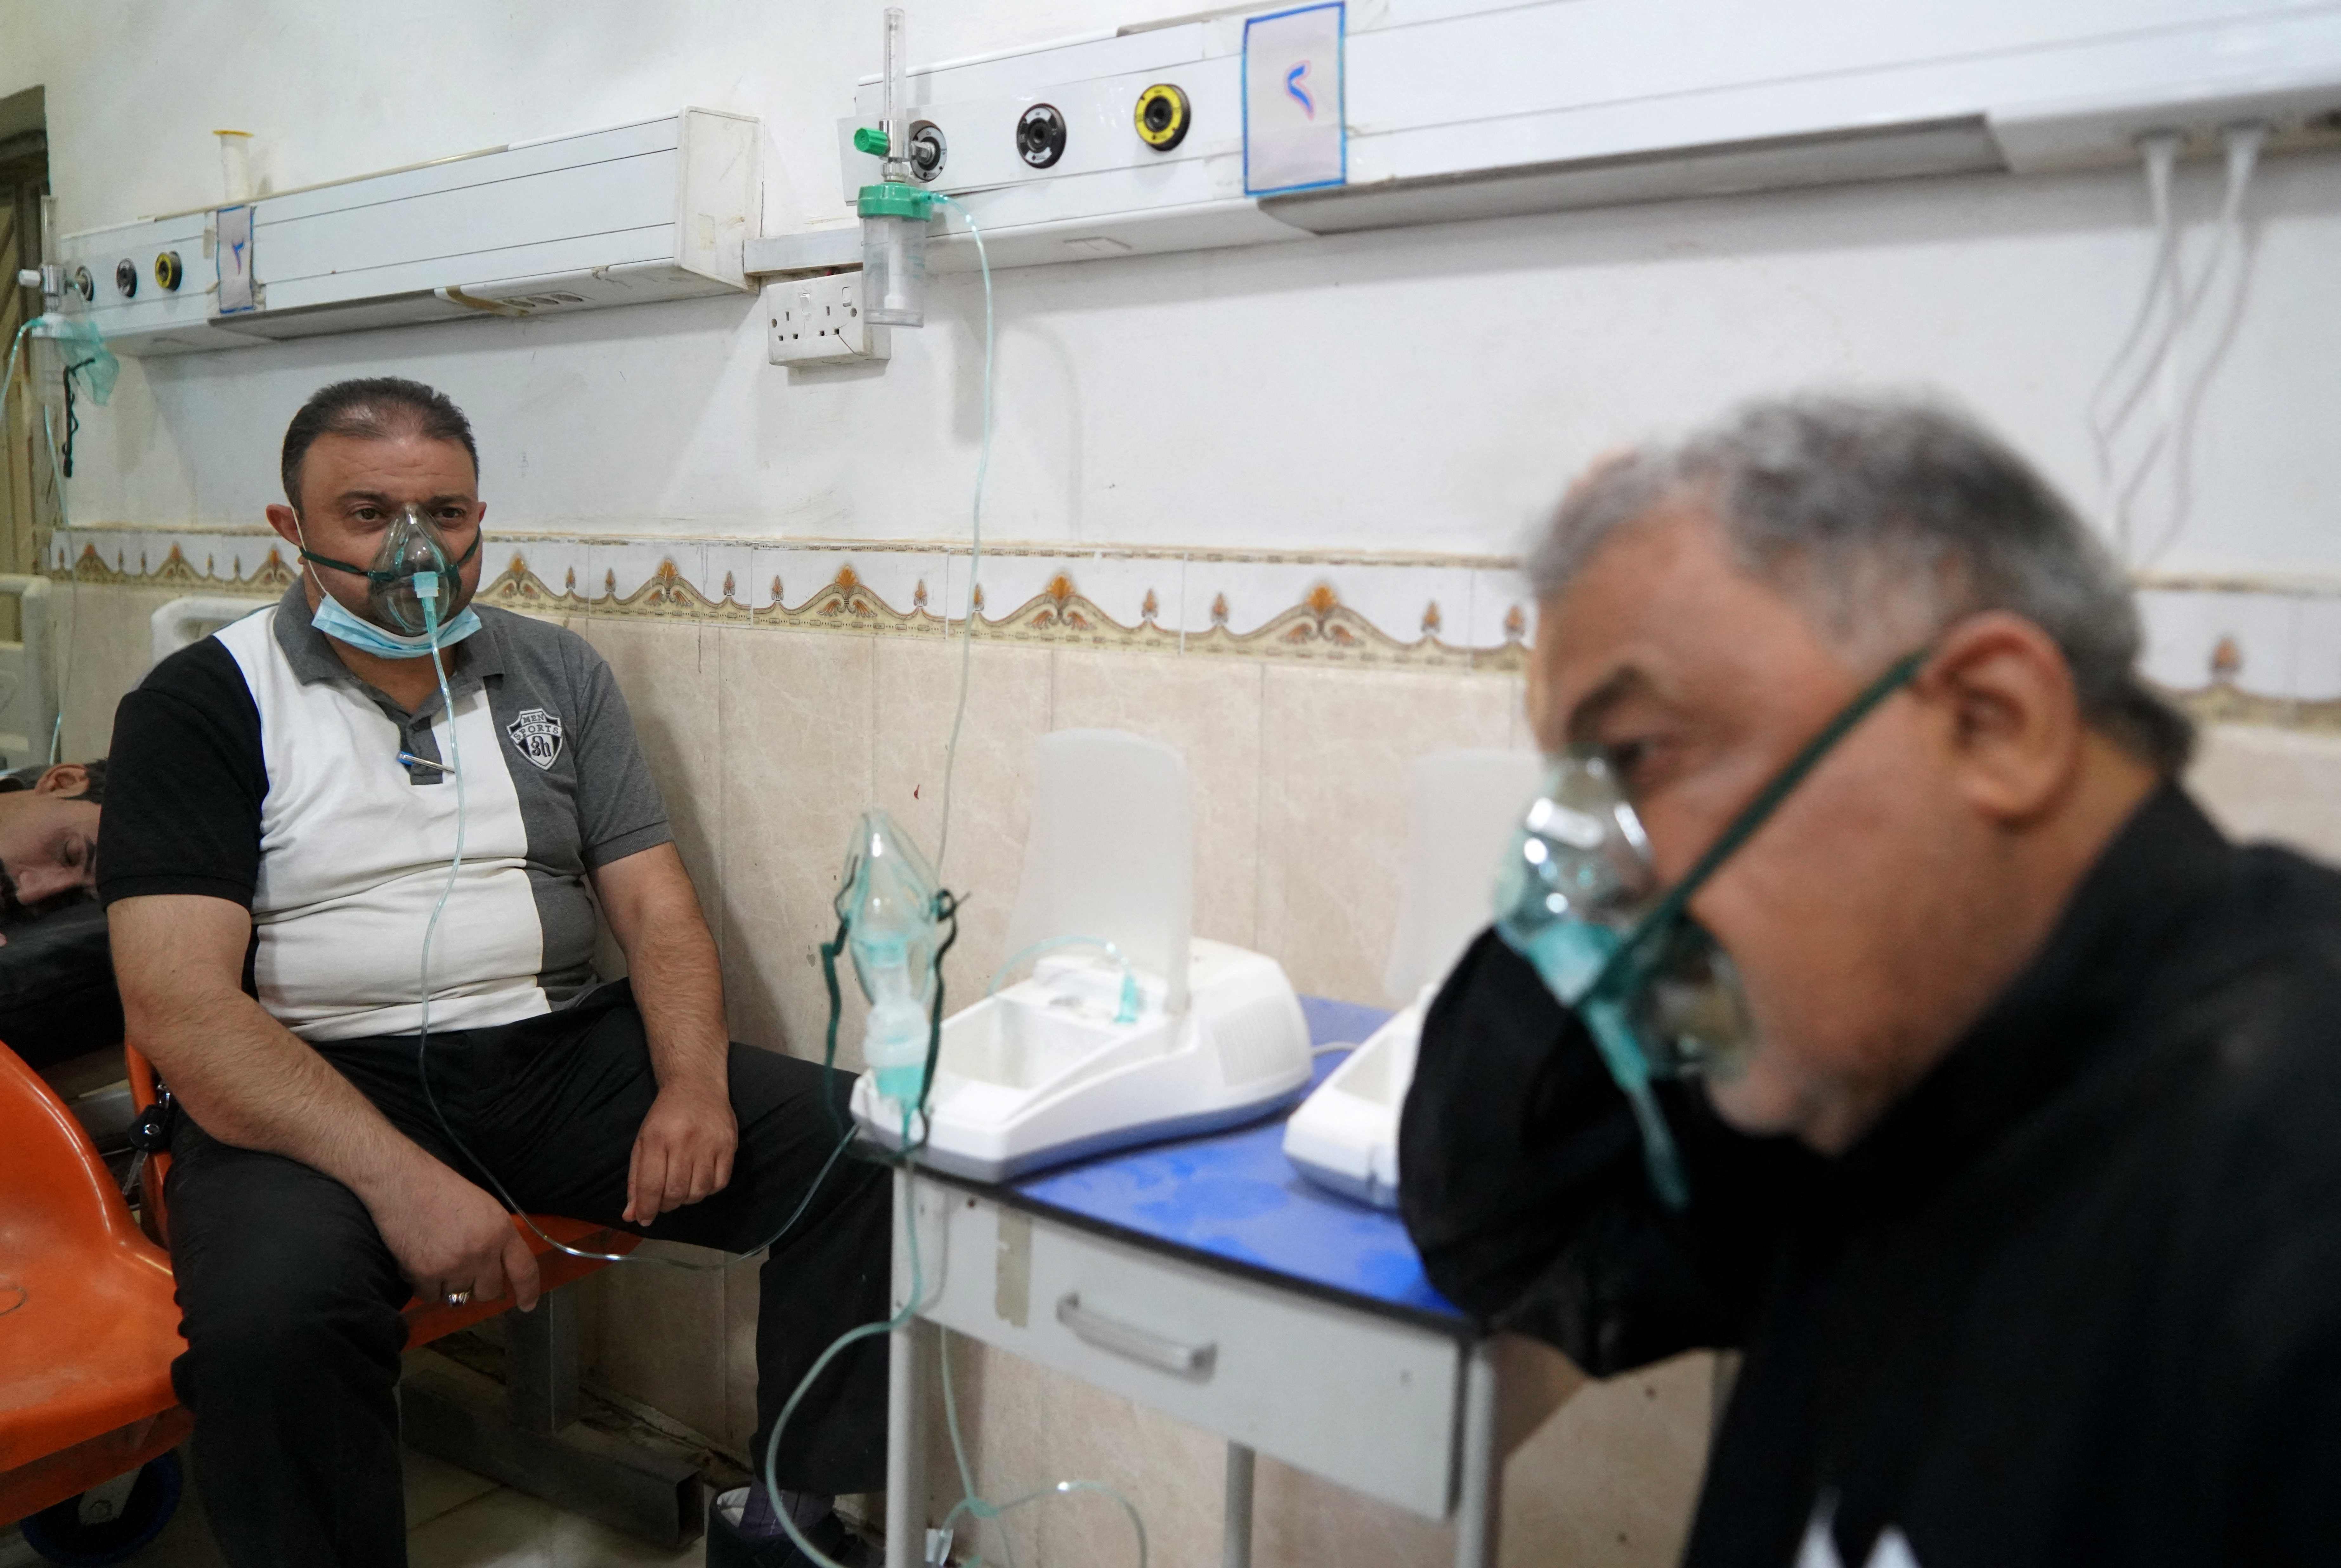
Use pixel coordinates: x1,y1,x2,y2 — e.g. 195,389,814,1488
765,273,889,365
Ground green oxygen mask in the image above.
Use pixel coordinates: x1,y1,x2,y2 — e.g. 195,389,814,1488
297,502,483,637
1493,647,1929,1209
833,811,948,1110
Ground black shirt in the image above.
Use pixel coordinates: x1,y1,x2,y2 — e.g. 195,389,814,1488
1400,785,2341,1566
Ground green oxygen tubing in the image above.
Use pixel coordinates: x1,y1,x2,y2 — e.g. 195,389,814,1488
760,193,1149,1568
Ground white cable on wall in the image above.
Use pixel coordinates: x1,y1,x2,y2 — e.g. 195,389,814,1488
2087,132,2181,564
2090,124,2269,571
2142,121,2267,570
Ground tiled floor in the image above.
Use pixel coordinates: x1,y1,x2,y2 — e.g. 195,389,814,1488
0,1447,704,1568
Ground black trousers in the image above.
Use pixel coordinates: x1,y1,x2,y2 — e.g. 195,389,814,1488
164,983,891,1568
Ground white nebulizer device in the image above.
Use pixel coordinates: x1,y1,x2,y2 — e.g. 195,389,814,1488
845,729,1314,1184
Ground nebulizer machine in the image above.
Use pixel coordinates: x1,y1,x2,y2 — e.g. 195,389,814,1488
1283,750,1544,1209
848,728,1311,1186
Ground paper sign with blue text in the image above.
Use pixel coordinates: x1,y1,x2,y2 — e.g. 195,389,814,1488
1244,3,1346,197
215,205,256,315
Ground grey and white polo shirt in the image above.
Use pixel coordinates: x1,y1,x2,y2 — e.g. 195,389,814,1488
98,584,672,1042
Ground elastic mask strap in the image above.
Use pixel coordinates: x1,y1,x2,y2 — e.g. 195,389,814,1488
295,525,481,585
910,890,963,1156
820,887,962,1157
288,515,342,585
817,913,852,1142
1588,645,1932,1002
298,546,376,579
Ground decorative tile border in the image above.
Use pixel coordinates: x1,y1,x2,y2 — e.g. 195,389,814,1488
42,526,2341,724
44,527,1535,672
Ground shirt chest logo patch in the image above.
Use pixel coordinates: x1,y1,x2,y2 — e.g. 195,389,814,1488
505,707,565,770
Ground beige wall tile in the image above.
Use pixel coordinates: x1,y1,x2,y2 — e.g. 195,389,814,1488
575,620,723,922
1053,650,1268,950
870,638,1055,1013
50,583,197,761
1249,1457,1452,1565
579,1240,731,1450
715,628,876,1064
1502,673,1534,752
1498,1352,1714,1568
1258,665,1527,1004
2188,722,2341,864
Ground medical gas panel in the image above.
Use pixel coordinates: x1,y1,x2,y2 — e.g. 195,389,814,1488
52,110,758,357
746,0,2341,278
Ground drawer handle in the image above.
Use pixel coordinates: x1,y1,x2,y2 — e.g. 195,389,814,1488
1054,1292,1216,1380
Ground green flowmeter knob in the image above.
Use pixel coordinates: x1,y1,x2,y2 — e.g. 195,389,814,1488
853,126,890,157
857,182,935,219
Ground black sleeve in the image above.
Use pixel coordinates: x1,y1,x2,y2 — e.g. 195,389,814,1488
96,638,268,908
1398,929,1823,1374
0,903,123,1068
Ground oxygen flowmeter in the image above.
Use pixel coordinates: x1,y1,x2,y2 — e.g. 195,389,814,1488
856,7,934,327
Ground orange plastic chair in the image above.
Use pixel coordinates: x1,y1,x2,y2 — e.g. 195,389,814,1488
122,1042,641,1345
1,1035,645,1544
0,1043,190,1527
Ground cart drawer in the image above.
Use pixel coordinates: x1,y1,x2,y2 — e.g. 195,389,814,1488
898,1178,1462,1517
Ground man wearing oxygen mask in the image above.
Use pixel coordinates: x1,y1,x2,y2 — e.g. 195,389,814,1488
1400,396,2341,1567
98,378,890,1568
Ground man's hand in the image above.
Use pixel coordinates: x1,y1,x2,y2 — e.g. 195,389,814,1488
111,893,543,1313
370,1159,543,1311
592,844,738,1226
625,1082,738,1225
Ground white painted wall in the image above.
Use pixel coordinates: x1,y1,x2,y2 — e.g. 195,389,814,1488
8,1,2340,574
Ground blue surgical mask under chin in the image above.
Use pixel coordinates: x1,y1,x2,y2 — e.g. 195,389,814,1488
311,588,483,660
1493,647,1931,1211
295,501,484,644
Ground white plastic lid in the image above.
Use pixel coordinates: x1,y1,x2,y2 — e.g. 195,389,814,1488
1004,729,1195,1012
1382,748,1546,1004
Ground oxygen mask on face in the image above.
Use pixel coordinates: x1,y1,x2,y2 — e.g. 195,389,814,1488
298,502,483,637
1494,755,1757,1081
833,810,949,1112
1492,647,1931,1209
1493,754,1754,1210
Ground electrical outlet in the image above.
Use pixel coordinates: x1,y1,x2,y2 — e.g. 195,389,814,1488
765,272,889,365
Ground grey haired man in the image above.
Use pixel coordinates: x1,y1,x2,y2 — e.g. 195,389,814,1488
1403,396,2341,1567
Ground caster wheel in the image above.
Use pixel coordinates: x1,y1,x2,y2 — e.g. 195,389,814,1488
19,1451,182,1566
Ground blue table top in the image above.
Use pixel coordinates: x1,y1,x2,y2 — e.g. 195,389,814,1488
1001,996,1467,1331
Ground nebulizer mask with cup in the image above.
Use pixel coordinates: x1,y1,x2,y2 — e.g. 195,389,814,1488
825,810,958,1132
1494,648,1929,1210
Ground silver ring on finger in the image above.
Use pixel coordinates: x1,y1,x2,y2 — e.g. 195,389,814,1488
444,1289,472,1307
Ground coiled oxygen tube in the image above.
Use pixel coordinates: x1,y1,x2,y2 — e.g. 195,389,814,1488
406,571,854,1277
